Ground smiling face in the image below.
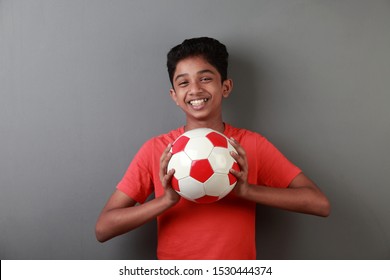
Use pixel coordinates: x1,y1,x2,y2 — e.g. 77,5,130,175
170,56,233,132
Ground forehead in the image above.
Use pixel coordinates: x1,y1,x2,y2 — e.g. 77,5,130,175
174,56,219,78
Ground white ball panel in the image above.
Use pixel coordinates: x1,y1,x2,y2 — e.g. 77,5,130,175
176,191,196,202
204,173,230,196
219,182,236,199
167,151,192,179
208,147,234,173
178,177,206,199
185,138,213,160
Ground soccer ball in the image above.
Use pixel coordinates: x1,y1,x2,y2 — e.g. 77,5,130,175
167,128,240,203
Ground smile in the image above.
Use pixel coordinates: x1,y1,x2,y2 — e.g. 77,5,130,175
188,98,209,106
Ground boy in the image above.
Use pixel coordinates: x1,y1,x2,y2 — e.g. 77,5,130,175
95,37,330,259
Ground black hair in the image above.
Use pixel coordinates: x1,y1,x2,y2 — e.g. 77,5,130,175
167,37,229,86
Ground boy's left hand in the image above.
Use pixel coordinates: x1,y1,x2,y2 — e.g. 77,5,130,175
228,138,250,198
159,143,181,205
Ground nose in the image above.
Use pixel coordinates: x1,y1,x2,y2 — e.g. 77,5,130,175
188,81,202,95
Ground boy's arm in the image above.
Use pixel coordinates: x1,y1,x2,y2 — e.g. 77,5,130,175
229,138,331,217
95,188,176,242
95,144,180,242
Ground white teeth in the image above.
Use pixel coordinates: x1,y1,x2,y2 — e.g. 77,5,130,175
189,98,208,106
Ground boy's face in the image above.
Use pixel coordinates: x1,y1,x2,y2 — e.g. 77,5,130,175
170,56,232,125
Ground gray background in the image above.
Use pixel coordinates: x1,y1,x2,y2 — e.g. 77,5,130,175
1,0,389,259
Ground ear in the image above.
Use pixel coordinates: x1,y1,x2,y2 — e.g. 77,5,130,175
169,88,179,105
222,79,233,98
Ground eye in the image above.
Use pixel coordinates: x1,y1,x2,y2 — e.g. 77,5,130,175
200,77,212,83
178,80,189,87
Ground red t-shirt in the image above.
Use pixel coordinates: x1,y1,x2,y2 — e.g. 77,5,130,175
117,123,301,259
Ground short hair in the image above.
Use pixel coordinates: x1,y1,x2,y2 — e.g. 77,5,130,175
167,37,229,86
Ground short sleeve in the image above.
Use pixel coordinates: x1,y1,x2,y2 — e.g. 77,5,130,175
116,139,155,203
257,136,301,188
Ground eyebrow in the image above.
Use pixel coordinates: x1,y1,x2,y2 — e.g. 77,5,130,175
174,69,216,82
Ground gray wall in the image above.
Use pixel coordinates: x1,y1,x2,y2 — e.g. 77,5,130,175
1,0,389,259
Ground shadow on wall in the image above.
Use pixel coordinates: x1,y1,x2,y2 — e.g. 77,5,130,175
114,195,158,260
255,205,299,259
117,220,158,260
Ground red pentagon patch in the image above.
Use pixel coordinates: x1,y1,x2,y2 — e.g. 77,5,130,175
171,176,180,192
171,136,190,154
228,162,240,185
190,159,214,183
206,132,228,148
195,195,219,204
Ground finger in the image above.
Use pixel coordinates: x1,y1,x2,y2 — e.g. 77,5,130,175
159,143,173,179
162,168,175,188
228,138,248,170
160,143,172,162
229,167,245,181
230,150,247,172
229,167,240,177
229,138,246,157
229,150,240,165
228,137,238,147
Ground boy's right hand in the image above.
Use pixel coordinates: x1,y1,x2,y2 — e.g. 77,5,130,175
159,143,181,205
